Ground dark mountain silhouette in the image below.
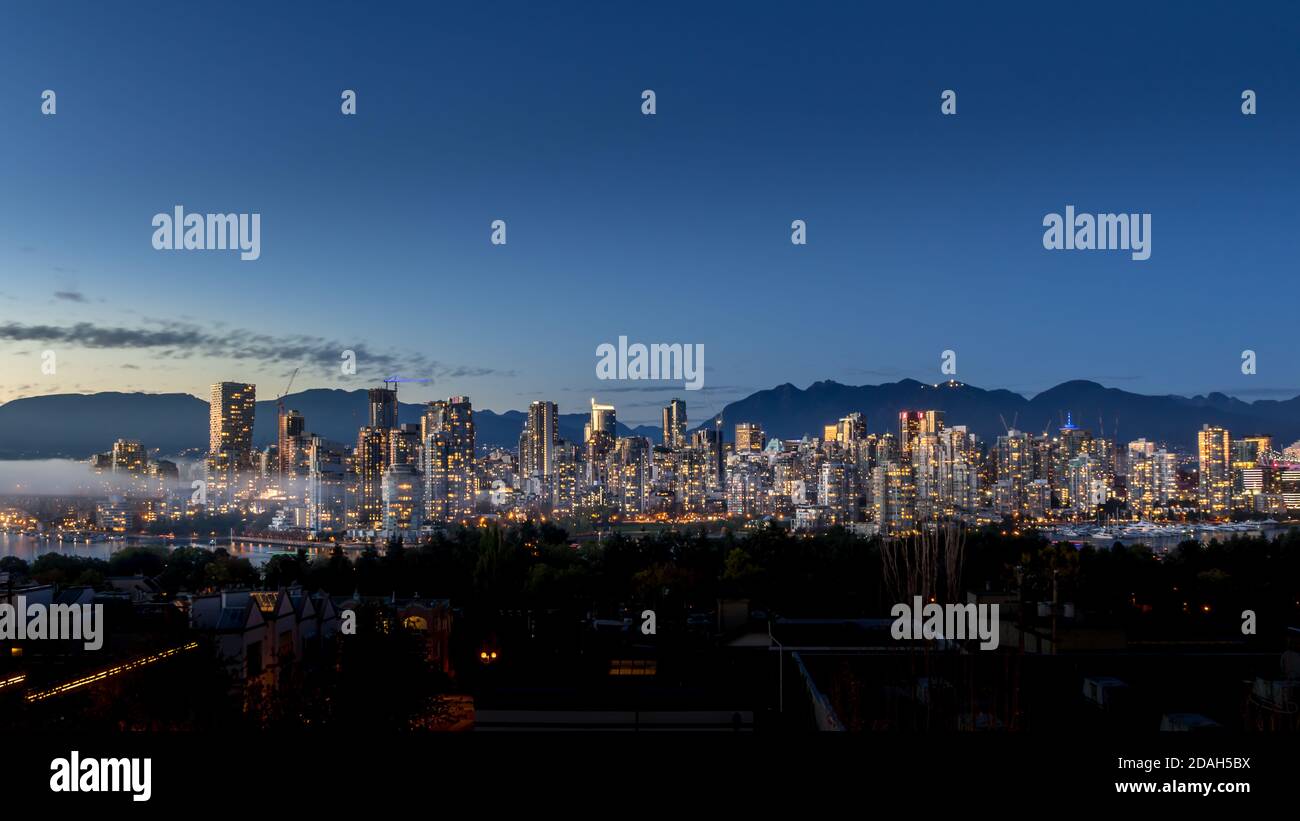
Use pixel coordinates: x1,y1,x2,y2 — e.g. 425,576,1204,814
698,379,1300,447
0,388,656,458
1,380,1296,459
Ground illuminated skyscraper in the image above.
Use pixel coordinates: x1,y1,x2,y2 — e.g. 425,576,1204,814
369,387,398,430
994,429,1033,516
735,422,764,453
389,423,422,467
355,426,389,530
422,400,447,442
818,461,859,525
588,398,616,440
277,409,305,477
662,399,687,450
207,382,256,510
691,423,724,493
612,436,653,514
586,398,617,481
444,396,476,519
520,400,559,479
209,382,256,467
1198,424,1231,516
898,410,943,463
836,412,866,444
306,436,348,533
382,463,424,536
872,461,916,536
111,438,147,477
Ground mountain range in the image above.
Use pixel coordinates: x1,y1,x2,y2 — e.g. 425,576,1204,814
0,380,1296,459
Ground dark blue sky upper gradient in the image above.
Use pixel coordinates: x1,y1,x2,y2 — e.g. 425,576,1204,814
1,1,1297,423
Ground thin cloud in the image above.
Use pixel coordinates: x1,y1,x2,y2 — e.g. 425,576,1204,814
0,319,510,384
53,290,88,303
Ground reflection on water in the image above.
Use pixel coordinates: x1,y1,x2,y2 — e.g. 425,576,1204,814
0,533,347,568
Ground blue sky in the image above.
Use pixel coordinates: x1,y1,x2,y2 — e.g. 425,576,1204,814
1,0,1297,424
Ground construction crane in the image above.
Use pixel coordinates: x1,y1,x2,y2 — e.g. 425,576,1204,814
998,413,1018,435
277,367,300,479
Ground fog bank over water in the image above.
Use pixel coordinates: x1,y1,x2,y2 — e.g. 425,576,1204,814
0,459,200,496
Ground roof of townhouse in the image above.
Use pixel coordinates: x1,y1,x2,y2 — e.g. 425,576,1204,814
54,586,96,606
249,591,283,616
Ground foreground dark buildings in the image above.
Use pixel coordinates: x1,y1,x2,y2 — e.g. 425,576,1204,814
2,524,1298,733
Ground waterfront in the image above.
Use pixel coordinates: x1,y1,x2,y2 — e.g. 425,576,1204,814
1046,522,1299,550
0,532,344,568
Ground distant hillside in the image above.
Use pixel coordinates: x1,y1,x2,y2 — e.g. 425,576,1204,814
699,379,1300,448
0,388,656,457
2,380,1297,459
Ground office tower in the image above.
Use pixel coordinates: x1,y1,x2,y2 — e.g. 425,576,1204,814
836,412,866,444
368,387,398,430
209,382,256,466
355,426,389,530
520,400,559,479
898,410,943,462
382,463,424,536
306,436,348,533
277,409,306,477
1198,424,1231,516
735,422,764,453
110,439,147,476
662,399,687,450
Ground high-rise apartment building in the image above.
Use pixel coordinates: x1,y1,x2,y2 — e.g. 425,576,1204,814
662,399,687,450
1198,424,1231,516
368,387,398,430
420,397,475,523
354,426,389,530
520,400,559,479
111,438,147,476
277,409,306,477
209,382,256,466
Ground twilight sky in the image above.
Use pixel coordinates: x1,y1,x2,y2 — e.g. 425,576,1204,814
1,1,1297,424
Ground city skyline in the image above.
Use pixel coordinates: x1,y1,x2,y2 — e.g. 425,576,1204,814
3,1,1299,424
